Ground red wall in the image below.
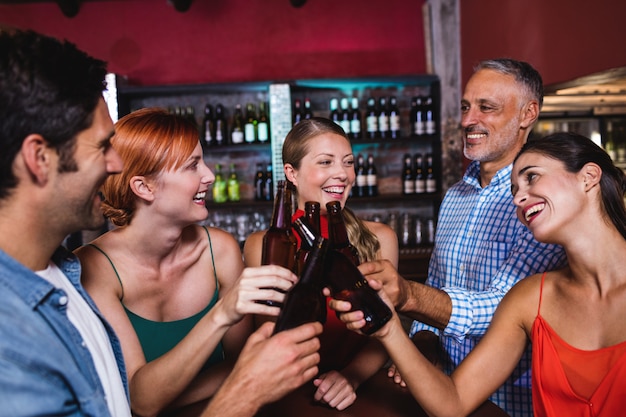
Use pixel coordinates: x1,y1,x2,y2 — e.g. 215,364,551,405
460,0,626,87
0,0,427,86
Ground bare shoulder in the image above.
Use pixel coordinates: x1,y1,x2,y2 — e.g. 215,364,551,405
242,230,265,267
73,234,122,296
362,219,399,265
201,225,241,255
363,219,397,241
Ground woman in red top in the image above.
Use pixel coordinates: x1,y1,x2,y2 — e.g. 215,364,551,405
332,132,626,417
244,117,399,411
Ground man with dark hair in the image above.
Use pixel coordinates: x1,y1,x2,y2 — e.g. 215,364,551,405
0,29,321,417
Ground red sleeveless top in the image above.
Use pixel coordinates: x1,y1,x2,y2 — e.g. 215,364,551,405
531,272,626,416
292,209,368,373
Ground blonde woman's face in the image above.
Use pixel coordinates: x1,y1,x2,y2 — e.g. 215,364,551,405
286,132,355,211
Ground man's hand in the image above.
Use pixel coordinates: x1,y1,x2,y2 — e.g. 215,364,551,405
358,259,410,310
202,321,322,417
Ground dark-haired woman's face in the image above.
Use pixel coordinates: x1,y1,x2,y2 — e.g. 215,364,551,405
511,151,583,244
285,132,355,211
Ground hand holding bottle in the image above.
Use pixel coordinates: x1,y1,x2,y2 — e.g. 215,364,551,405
216,265,298,326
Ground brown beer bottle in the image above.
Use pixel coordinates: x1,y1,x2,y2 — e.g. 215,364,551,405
260,180,297,306
325,249,392,335
273,235,328,334
326,201,360,265
294,202,321,275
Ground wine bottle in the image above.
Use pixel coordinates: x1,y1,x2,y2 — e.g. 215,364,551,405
231,104,244,144
303,97,313,120
293,99,303,126
425,153,437,193
325,249,392,335
227,163,240,202
202,104,215,147
415,96,425,137
388,96,400,139
402,153,415,195
329,97,340,126
244,103,258,143
212,163,228,203
414,153,426,194
424,96,436,135
257,101,270,143
260,180,297,307
355,154,366,198
254,163,265,201
339,97,351,135
349,97,362,140
365,154,378,197
273,234,328,334
263,164,273,201
326,201,360,265
214,103,228,146
377,96,389,139
365,97,378,139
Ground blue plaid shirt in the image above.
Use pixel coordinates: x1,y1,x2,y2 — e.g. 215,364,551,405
410,161,566,417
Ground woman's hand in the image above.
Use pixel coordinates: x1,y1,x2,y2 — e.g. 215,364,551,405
217,265,298,325
313,371,357,411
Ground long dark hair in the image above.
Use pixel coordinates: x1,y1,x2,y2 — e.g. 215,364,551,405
515,132,626,240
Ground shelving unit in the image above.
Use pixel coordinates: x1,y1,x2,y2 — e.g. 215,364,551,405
114,75,442,274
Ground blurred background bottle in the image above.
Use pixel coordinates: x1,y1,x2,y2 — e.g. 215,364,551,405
293,99,303,126
350,97,361,140
212,163,228,203
257,101,269,143
231,104,244,144
227,163,240,202
339,97,351,135
377,96,389,139
214,103,228,146
388,96,400,139
365,97,378,139
366,153,378,197
254,163,265,201
244,102,258,143
202,104,215,147
402,153,415,195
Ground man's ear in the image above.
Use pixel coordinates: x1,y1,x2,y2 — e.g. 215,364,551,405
581,162,602,191
520,100,540,129
20,134,53,184
130,175,155,202
284,163,298,186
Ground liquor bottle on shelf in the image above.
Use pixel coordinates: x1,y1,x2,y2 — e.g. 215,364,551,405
409,96,418,136
212,163,228,203
402,153,415,195
254,163,265,201
424,96,436,135
324,248,392,335
303,97,313,120
231,104,244,144
273,231,328,334
202,104,215,147
329,97,340,127
349,97,362,140
425,153,437,193
257,101,270,143
414,153,426,194
366,154,378,197
263,164,274,201
293,99,303,126
244,103,258,143
377,96,389,139
339,97,351,135
355,154,366,198
326,200,360,265
414,96,425,137
365,97,378,139
227,163,240,202
214,103,228,146
388,96,401,139
260,180,297,307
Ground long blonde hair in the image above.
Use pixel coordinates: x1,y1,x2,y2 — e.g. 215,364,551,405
282,117,380,261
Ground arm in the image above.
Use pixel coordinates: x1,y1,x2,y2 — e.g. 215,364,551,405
312,220,397,410
330,276,535,417
201,321,322,417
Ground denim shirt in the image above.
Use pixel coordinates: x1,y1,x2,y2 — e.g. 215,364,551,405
0,246,129,416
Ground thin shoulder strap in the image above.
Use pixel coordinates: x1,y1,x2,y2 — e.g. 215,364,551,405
537,271,547,316
202,226,219,291
86,243,125,301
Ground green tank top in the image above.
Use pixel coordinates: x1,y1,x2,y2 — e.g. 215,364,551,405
88,226,224,367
